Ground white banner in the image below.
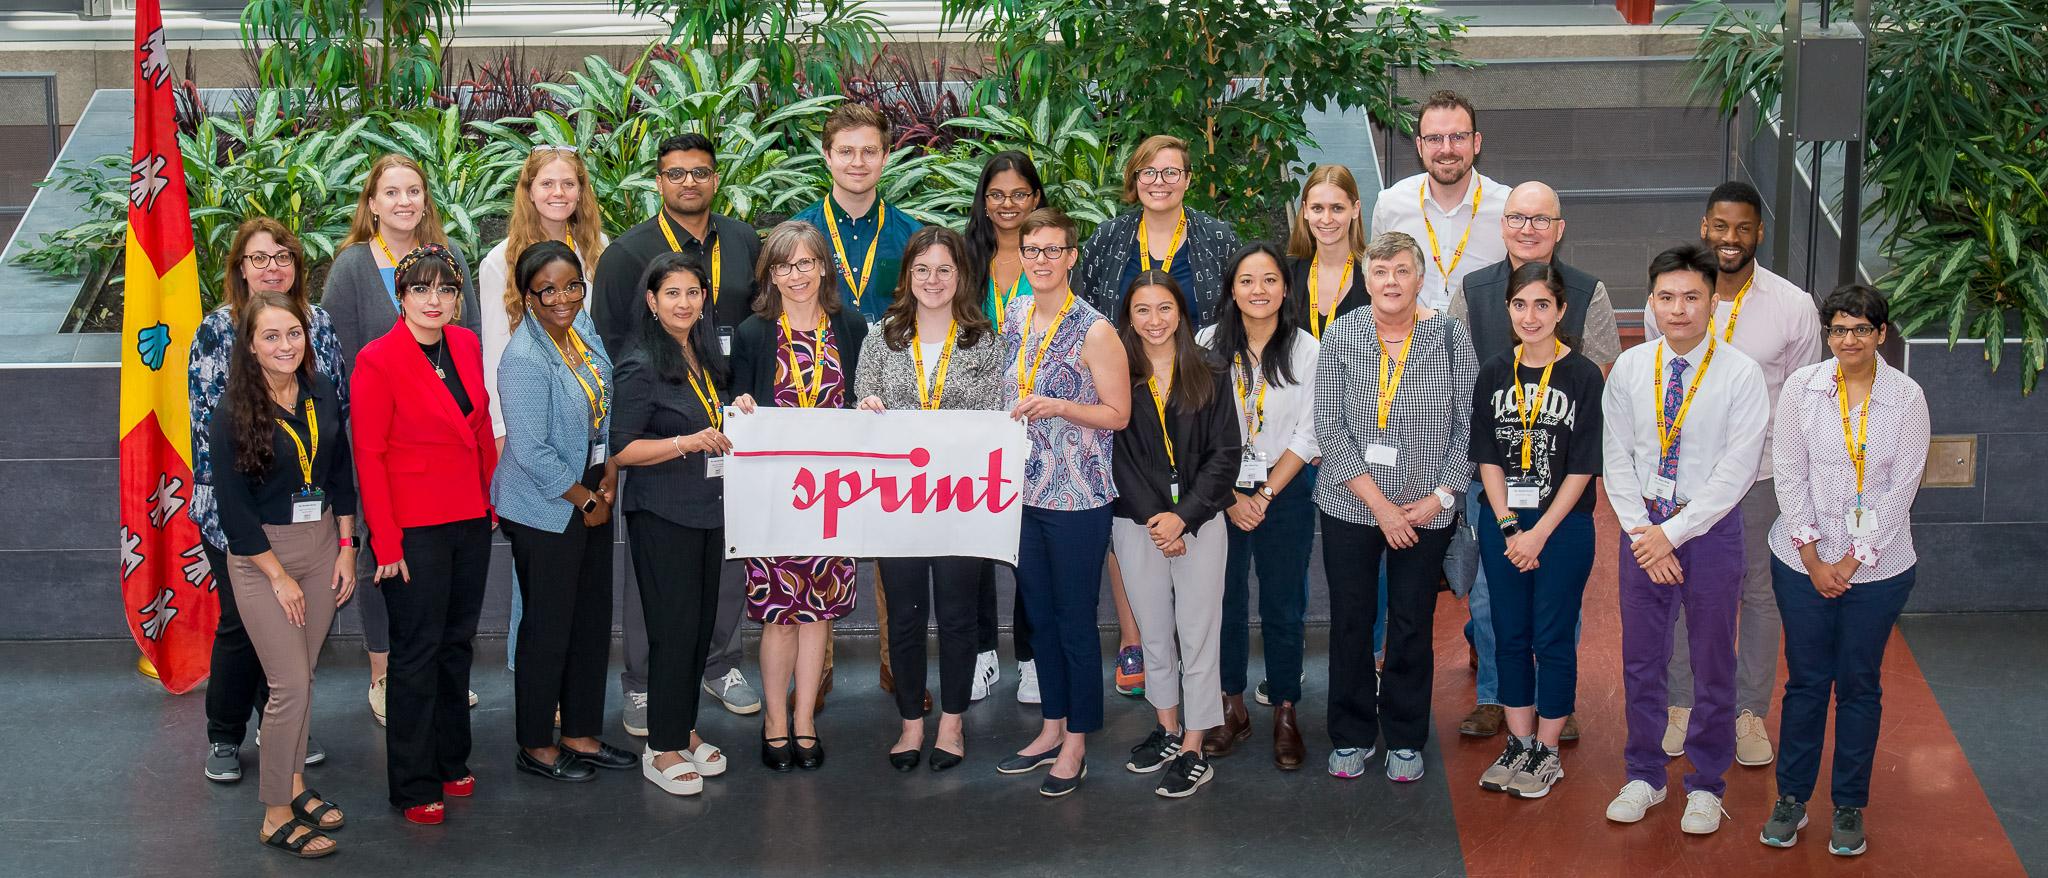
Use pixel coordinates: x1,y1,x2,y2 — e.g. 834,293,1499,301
722,408,1029,564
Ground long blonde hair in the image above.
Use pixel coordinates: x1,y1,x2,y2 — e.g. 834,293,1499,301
501,147,606,328
340,154,451,251
1287,164,1367,261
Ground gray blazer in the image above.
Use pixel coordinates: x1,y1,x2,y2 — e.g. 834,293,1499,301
852,320,1008,412
323,242,481,362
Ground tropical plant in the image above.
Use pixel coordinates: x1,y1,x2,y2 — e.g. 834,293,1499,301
935,96,1130,234
839,52,974,152
610,0,884,96
1684,0,2048,392
241,0,468,118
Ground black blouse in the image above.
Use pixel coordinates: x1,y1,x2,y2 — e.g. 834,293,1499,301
1111,362,1243,536
419,338,473,415
1286,255,1369,332
209,373,358,556
610,349,726,530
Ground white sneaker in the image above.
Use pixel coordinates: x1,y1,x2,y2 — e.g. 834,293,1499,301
1662,706,1690,757
1681,790,1729,834
1605,779,1668,823
1015,660,1041,705
1734,709,1775,766
368,676,388,727
971,650,1000,702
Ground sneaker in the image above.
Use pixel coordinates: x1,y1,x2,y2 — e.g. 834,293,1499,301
1478,737,1529,792
205,743,242,783
622,690,649,737
1681,790,1728,835
1156,752,1214,798
1829,806,1867,856
1327,746,1375,779
970,650,999,702
1759,796,1808,848
1506,744,1563,798
1735,709,1775,766
369,676,388,726
703,668,763,716
1605,779,1667,823
1386,748,1424,782
1662,706,1690,757
1015,660,1041,705
1125,725,1182,774
304,736,326,767
1114,645,1146,697
469,689,480,708
1254,680,1270,706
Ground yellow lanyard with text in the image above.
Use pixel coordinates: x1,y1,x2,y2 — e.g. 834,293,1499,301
658,213,722,304
1138,210,1187,274
1420,179,1482,286
374,234,402,306
1652,338,1717,462
1309,254,1353,339
1016,291,1074,396
822,201,886,310
1148,374,1177,474
687,366,722,431
779,312,829,408
989,263,1026,332
913,321,957,410
1235,355,1266,442
1836,363,1870,507
275,398,319,489
1711,274,1755,343
1376,332,1413,430
557,328,608,431
1510,340,1561,471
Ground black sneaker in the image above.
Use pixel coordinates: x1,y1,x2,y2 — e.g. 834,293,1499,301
1125,725,1182,774
1156,752,1214,798
204,743,242,783
1760,796,1807,848
1829,806,1866,856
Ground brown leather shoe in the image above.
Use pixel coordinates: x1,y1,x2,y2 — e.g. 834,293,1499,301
1273,702,1305,770
1457,703,1505,737
1561,713,1581,742
1204,693,1252,757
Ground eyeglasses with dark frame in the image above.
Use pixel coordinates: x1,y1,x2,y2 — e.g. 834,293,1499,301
658,166,716,184
1135,167,1186,185
1825,324,1880,339
1504,213,1561,231
770,257,824,277
1418,131,1476,149
242,250,296,269
1021,244,1074,260
527,281,589,306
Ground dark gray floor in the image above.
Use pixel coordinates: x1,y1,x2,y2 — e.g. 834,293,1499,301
1899,613,2048,871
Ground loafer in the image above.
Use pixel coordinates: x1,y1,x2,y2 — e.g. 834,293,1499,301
563,740,638,770
1038,763,1087,797
793,735,825,770
996,748,1060,775
516,748,598,782
205,743,243,783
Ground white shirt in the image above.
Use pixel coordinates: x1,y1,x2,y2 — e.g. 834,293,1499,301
479,236,603,439
1768,357,1929,581
1644,263,1822,480
1371,171,1510,311
1601,334,1770,548
1197,326,1321,467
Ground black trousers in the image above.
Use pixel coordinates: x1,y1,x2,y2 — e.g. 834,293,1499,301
625,511,721,753
203,540,270,746
503,514,615,749
975,561,1034,663
1321,514,1453,753
880,555,982,718
381,517,491,810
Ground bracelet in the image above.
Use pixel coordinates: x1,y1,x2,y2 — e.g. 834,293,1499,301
670,435,685,457
1495,514,1519,527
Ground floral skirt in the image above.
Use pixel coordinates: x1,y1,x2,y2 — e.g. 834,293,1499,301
745,556,857,625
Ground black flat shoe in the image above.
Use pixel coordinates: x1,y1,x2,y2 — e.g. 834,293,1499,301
996,747,1059,775
516,748,597,782
889,749,922,772
762,736,795,772
1039,763,1087,797
562,740,636,770
929,747,965,772
794,735,825,770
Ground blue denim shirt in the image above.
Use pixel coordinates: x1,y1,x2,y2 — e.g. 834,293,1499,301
491,308,614,532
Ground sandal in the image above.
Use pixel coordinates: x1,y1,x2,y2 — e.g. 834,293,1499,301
260,818,336,858
289,788,344,830
641,749,704,796
685,741,727,778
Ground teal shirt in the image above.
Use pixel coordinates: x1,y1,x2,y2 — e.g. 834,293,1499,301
791,195,923,325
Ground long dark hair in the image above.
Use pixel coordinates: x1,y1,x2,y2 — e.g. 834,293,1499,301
637,252,730,387
880,226,993,351
964,151,1049,278
1206,242,1304,387
1504,261,1578,350
1117,270,1217,412
227,291,311,475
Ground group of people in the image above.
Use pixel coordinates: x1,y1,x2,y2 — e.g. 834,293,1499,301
188,91,1929,861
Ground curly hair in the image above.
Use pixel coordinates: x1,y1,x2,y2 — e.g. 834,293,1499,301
227,291,311,475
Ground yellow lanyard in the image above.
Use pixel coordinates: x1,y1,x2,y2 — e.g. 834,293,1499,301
1652,338,1718,462
658,212,721,304
989,262,1027,332
556,328,608,432
1376,331,1413,430
1510,340,1562,471
1419,179,1482,286
374,233,399,268
564,233,578,256
1836,363,1870,506
1711,274,1755,343
1016,291,1075,396
822,200,886,310
912,321,957,410
1138,210,1187,273
1308,253,1353,339
1234,354,1266,442
687,365,722,432
779,312,829,408
274,397,320,489
1147,374,1176,474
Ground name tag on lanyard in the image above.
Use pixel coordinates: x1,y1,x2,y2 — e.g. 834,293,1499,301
1235,449,1270,490
291,489,326,524
1505,477,1542,509
1366,443,1398,467
1845,507,1879,539
706,454,727,479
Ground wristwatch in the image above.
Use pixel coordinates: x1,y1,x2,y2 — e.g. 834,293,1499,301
1497,518,1521,538
1259,485,1277,501
1433,487,1456,510
579,494,599,514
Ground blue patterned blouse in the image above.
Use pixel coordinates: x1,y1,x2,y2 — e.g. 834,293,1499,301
1001,293,1116,511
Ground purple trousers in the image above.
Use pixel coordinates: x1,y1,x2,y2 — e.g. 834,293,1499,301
1619,508,1742,797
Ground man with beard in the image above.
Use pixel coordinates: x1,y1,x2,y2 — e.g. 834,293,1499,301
593,133,766,734
1646,181,1822,769
1371,90,1511,311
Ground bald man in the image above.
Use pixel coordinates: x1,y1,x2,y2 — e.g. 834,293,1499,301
1443,181,1620,743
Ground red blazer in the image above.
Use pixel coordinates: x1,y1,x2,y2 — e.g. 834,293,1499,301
350,321,498,565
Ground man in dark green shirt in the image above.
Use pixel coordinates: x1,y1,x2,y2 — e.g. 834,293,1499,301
791,103,923,326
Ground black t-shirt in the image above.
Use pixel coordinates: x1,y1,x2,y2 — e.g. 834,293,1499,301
419,339,473,416
1469,348,1604,515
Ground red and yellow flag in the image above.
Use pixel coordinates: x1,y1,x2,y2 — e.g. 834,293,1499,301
118,0,212,694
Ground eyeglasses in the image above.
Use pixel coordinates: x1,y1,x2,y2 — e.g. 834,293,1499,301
1135,167,1186,185
830,145,884,163
1021,244,1073,260
910,266,957,282
658,166,716,184
527,281,588,306
531,143,580,154
771,257,824,277
403,283,461,301
987,189,1038,205
1825,324,1880,339
242,250,296,269
1504,213,1560,230
1418,131,1475,149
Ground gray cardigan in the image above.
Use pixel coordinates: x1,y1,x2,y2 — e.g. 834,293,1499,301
323,242,482,362
852,320,1009,412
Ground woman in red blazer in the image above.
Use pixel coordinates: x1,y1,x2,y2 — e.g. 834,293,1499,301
349,244,498,826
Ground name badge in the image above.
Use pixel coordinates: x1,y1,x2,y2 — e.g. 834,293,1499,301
589,442,608,467
1645,474,1678,502
1505,478,1542,509
718,326,733,357
1235,450,1270,489
292,489,325,524
1365,443,1399,467
706,454,727,479
1844,507,1879,539
1168,481,1180,505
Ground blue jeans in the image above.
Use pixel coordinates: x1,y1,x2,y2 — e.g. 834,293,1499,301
1017,504,1112,735
1460,482,1499,705
1772,557,1916,807
1221,468,1317,703
1480,510,1595,718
